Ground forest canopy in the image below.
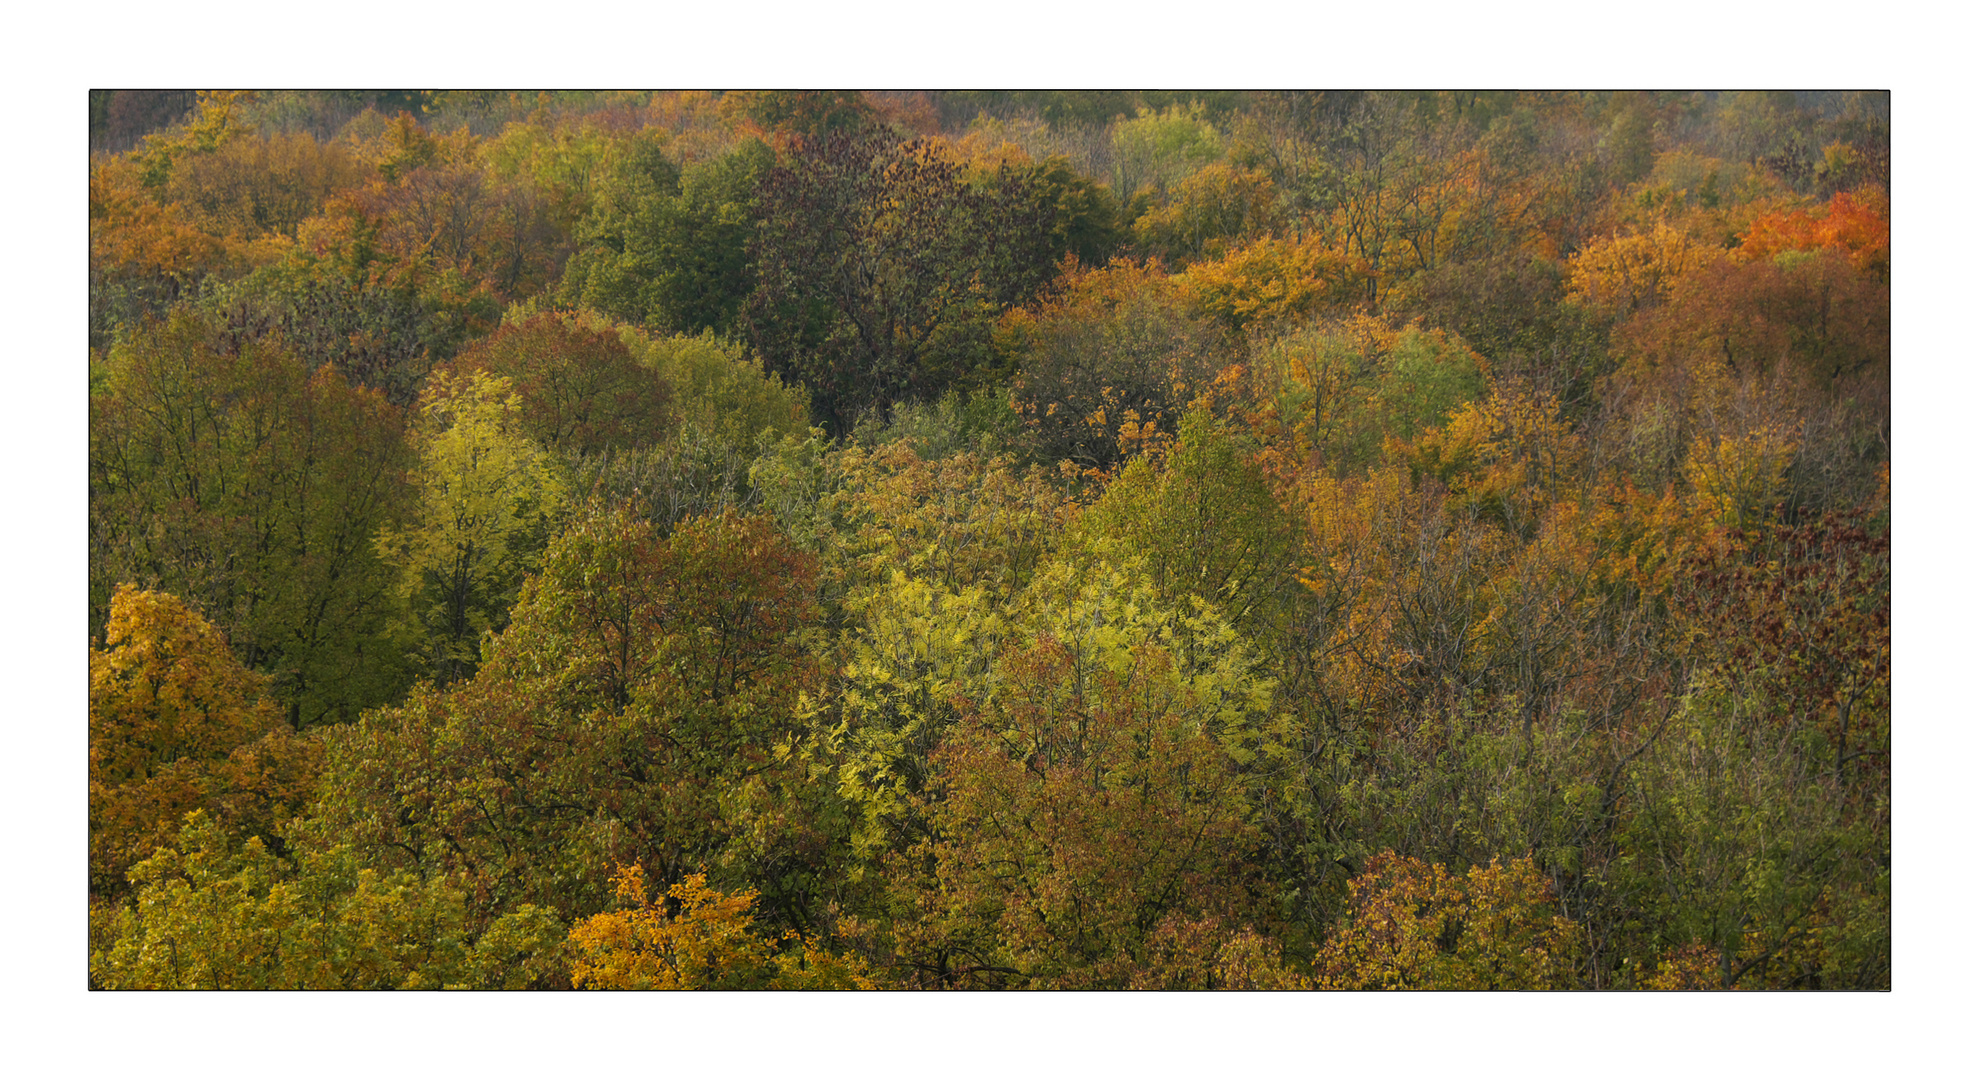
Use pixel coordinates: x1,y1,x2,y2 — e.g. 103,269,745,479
88,89,1889,990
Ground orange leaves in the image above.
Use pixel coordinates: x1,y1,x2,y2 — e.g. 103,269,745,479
1737,187,1889,280
567,865,874,989
89,158,222,286
1312,852,1580,990
1175,232,1353,335
568,867,773,989
1565,221,1724,318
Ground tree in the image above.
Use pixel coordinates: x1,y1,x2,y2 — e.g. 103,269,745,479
1109,103,1224,203
446,310,672,456
620,325,810,448
315,504,830,928
1564,221,1722,320
90,586,320,901
165,129,369,243
567,865,873,989
1175,231,1352,335
994,153,1126,270
91,812,565,990
1070,409,1298,639
1312,853,1580,989
744,128,1050,432
1003,258,1232,472
561,138,773,337
91,310,415,725
1607,682,1889,989
1131,163,1281,263
1676,505,1890,783
821,443,1069,862
376,370,567,684
1736,188,1888,280
880,557,1295,988
721,90,880,139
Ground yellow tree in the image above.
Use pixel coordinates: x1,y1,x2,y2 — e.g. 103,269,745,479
567,865,874,989
1564,221,1722,319
89,586,320,901
1175,232,1352,336
880,557,1298,989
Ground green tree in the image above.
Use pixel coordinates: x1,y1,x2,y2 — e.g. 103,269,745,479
316,504,830,928
1109,103,1225,203
90,310,415,725
1070,409,1298,637
621,326,810,447
1130,163,1280,263
998,153,1126,270
561,138,773,337
744,128,1052,432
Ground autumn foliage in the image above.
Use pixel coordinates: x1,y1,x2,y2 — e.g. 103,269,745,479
87,90,1889,992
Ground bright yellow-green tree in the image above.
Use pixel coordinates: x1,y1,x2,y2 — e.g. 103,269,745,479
91,812,565,990
377,369,565,684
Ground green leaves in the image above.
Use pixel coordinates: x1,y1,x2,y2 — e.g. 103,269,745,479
91,811,566,990
90,309,415,725
744,128,1056,432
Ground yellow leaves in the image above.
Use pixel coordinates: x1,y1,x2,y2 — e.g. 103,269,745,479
1638,941,1725,990
1683,423,1800,531
1312,853,1580,990
568,870,768,990
1565,221,1724,317
567,866,874,989
1174,232,1351,335
620,327,810,446
1131,163,1279,263
90,586,321,899
376,368,566,678
1413,379,1585,530
828,440,1061,604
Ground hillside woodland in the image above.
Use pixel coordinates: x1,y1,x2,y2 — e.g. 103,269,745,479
88,90,1889,989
